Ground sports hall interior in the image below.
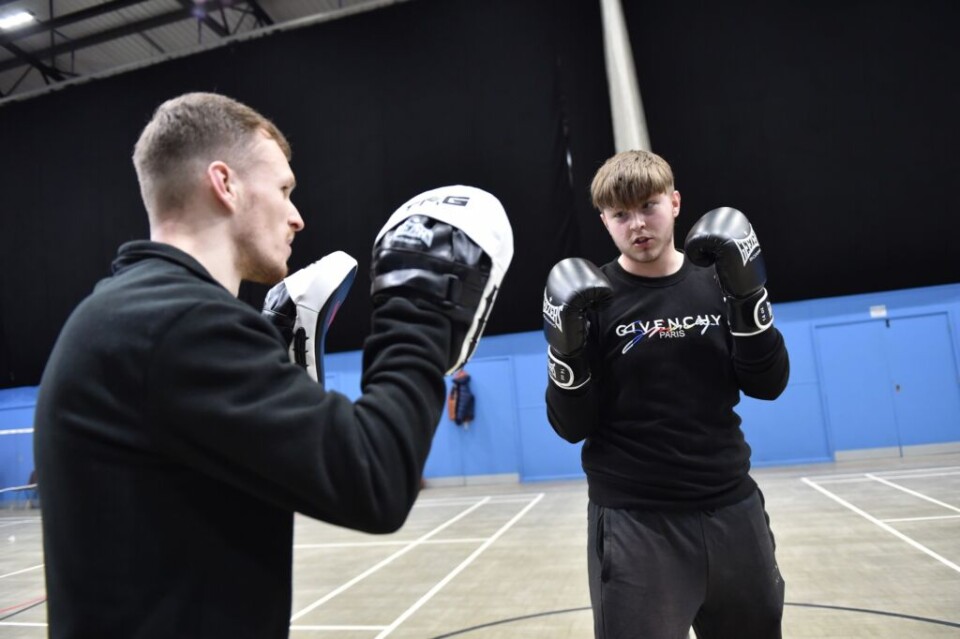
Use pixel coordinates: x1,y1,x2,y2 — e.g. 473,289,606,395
0,1,957,636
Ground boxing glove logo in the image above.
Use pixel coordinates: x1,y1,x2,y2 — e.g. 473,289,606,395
404,194,471,210
733,226,761,267
542,291,564,333
391,215,435,248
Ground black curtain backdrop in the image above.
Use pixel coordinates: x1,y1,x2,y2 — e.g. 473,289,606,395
1,0,957,390
0,0,613,388
622,0,960,303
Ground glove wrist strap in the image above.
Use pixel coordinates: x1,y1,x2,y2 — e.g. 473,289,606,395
727,287,774,337
547,347,592,390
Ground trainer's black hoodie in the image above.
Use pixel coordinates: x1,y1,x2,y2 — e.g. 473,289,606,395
35,241,449,638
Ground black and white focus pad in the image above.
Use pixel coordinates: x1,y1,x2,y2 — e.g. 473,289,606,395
262,251,358,384
371,186,514,375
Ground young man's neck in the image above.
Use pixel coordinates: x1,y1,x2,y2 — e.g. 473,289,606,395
618,246,684,278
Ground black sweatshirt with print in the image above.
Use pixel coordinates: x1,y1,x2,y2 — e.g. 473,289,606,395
546,256,789,510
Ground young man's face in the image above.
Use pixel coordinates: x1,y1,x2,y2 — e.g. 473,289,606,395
600,190,680,272
233,132,304,285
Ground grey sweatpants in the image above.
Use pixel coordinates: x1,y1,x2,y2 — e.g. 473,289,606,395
587,490,784,639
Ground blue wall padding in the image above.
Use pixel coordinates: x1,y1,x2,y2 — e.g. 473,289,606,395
0,386,39,502
3,284,958,485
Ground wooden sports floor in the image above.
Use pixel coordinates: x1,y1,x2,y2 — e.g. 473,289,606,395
1,453,958,638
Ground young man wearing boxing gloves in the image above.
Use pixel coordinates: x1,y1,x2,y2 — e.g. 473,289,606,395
543,150,789,638
34,92,512,638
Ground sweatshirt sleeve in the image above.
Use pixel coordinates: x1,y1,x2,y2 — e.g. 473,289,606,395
545,380,601,443
543,303,605,443
732,325,790,400
544,321,604,443
145,296,449,534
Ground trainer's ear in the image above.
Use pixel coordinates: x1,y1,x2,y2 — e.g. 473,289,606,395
207,161,238,212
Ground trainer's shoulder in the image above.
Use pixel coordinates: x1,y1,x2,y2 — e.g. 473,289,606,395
87,257,249,334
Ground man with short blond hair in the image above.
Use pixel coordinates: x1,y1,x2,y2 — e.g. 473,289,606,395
543,149,790,638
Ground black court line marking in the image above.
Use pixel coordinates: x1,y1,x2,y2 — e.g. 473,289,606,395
2,601,957,631
425,603,960,638
786,603,960,629
426,607,589,638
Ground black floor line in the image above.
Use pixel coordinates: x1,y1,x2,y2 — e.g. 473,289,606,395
426,602,960,638
785,602,960,629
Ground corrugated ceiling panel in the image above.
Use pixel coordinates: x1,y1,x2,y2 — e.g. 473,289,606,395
0,0,409,102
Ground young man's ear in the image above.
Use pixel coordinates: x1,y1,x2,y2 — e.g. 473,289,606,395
671,190,681,218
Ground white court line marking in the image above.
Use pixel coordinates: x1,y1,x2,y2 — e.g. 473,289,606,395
810,477,878,485
814,471,960,485
802,477,960,574
873,465,960,474
811,466,960,483
866,473,960,513
295,538,486,549
0,519,40,529
0,485,36,494
0,622,46,627
415,495,547,507
411,497,486,507
468,496,540,504
291,625,387,631
883,515,960,523
289,497,491,622
375,493,545,639
0,564,43,580
874,470,960,480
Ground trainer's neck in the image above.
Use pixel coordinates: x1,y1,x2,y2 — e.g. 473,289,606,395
151,225,241,296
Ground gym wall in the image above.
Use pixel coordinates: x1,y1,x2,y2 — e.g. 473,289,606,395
6,281,956,493
0,0,612,388
322,283,960,483
1,0,957,389
0,0,957,487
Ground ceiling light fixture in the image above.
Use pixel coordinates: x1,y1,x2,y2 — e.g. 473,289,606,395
0,10,35,31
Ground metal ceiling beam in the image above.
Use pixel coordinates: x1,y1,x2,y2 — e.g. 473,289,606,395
0,0,151,47
2,40,65,81
0,5,235,74
174,0,228,38
245,0,274,26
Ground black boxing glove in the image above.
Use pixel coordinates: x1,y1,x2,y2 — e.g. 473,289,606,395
542,258,613,390
684,207,773,336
